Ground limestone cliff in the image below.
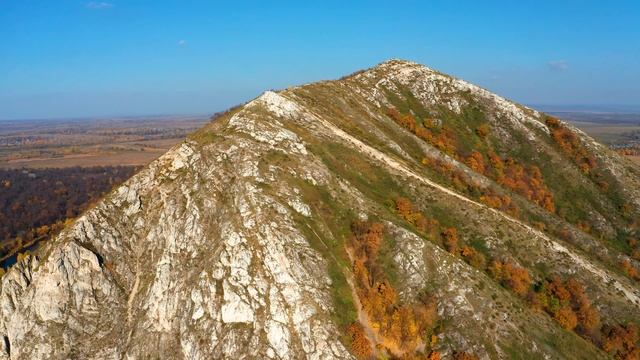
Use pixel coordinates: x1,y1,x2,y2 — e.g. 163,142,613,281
1,60,638,359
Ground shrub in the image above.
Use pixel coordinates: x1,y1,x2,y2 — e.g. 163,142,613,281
554,306,578,330
489,261,532,296
347,323,372,359
442,227,459,254
475,123,490,139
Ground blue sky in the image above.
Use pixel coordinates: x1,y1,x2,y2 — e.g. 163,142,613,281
1,1,639,119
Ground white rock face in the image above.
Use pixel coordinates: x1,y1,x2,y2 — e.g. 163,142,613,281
0,95,352,359
221,281,254,323
354,59,549,142
0,59,637,360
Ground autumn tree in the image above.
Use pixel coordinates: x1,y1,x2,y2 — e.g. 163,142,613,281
531,275,606,344
554,306,578,330
348,221,440,357
602,324,640,359
545,116,562,128
621,260,640,281
350,221,383,263
547,275,572,303
0,166,137,260
576,304,600,334
565,277,601,333
489,261,532,296
442,227,459,254
416,292,438,329
394,197,440,237
460,246,486,269
395,197,413,219
387,108,458,156
504,262,532,296
475,123,490,139
348,323,372,359
465,151,486,174
546,116,598,175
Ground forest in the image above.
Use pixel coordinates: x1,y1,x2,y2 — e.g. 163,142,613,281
0,166,137,266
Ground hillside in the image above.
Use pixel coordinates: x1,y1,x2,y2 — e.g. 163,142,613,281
0,59,638,359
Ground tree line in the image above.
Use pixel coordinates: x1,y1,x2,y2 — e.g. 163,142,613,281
0,166,137,263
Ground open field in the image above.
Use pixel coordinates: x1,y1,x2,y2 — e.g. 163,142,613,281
565,120,640,145
0,114,212,266
0,115,210,169
551,111,640,144
552,111,640,164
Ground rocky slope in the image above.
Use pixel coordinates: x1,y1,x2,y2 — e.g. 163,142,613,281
1,60,639,359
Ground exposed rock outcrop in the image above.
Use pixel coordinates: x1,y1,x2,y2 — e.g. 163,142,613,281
1,60,638,359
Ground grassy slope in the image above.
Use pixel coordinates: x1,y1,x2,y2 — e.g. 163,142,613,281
266,82,614,357
190,63,637,357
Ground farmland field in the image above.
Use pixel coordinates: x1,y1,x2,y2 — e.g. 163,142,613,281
0,114,210,267
0,115,209,169
552,111,640,164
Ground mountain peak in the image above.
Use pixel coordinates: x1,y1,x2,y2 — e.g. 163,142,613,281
377,58,421,68
1,60,639,359
359,58,435,80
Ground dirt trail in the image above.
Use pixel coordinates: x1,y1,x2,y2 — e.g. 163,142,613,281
346,272,381,352
291,96,640,309
344,249,418,358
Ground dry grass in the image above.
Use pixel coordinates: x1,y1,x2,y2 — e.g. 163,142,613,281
626,155,640,165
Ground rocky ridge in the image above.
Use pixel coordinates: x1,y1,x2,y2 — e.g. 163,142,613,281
0,59,638,359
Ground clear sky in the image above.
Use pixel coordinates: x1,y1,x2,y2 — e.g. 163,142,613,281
1,1,639,119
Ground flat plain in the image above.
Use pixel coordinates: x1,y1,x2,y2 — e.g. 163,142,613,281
553,111,640,165
2,112,638,168
0,115,210,169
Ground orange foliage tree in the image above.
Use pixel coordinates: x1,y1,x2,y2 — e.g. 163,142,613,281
387,109,457,156
602,324,640,359
442,227,459,254
389,108,557,215
347,323,373,359
465,151,486,174
531,275,603,339
621,260,640,281
491,156,555,213
546,116,598,175
460,246,487,269
554,306,579,331
475,123,490,139
489,261,532,296
479,189,520,218
394,197,439,237
349,221,439,357
395,197,414,219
